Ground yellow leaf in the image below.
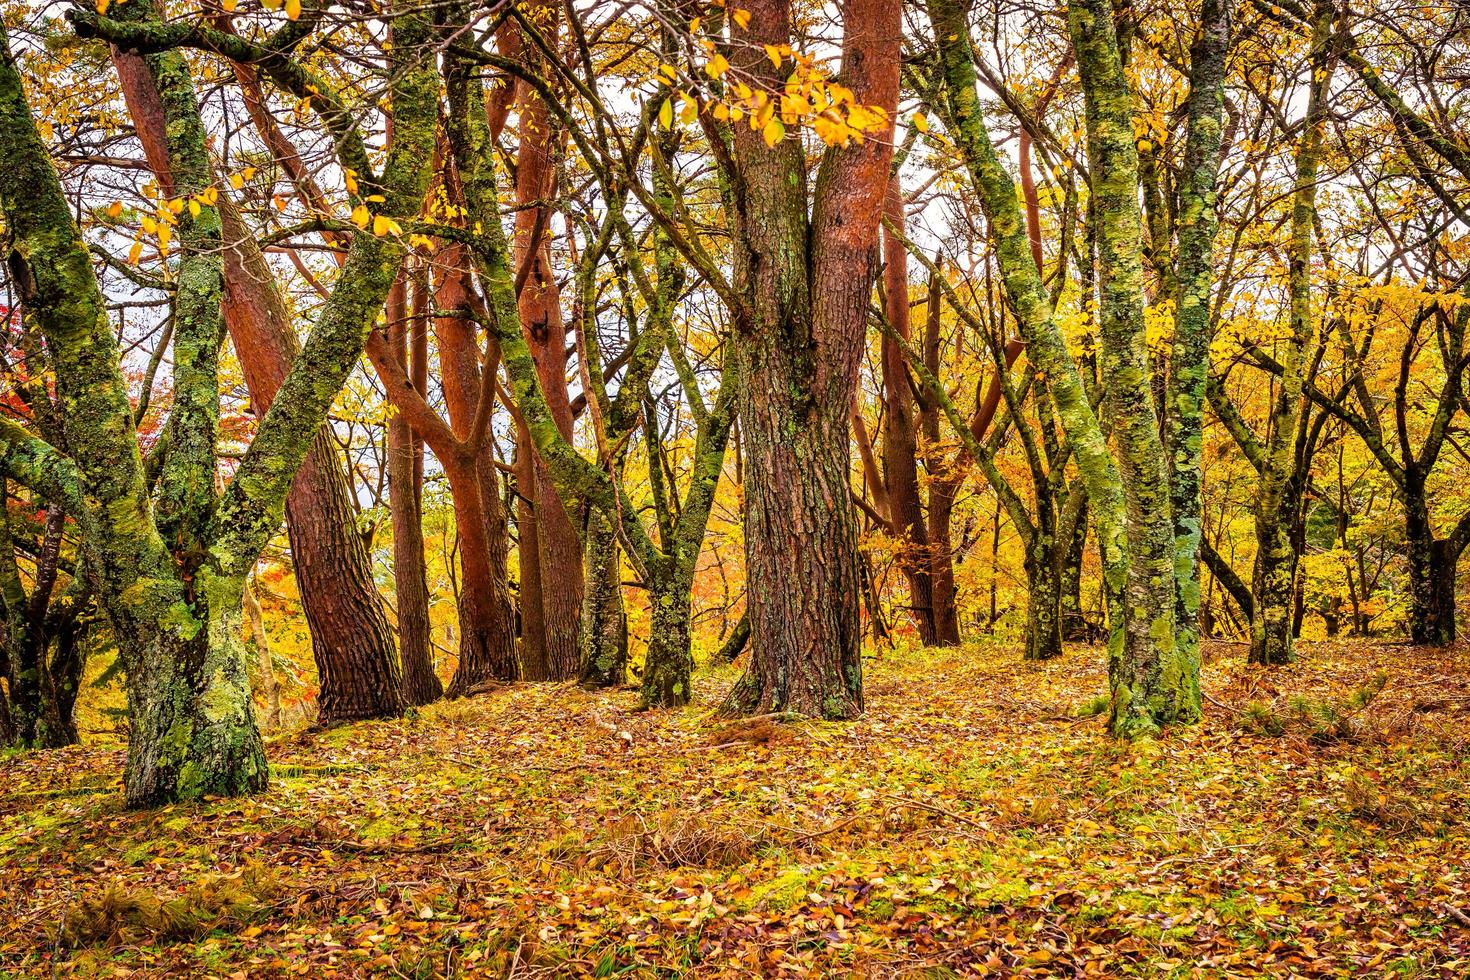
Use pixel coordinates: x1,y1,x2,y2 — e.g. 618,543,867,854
222,0,237,10
913,112,928,134
230,172,245,190
95,0,109,14
372,214,401,236
762,117,784,148
188,199,201,218
764,44,782,69
127,240,143,265
262,0,282,9
350,204,371,229
732,8,751,29
658,98,673,129
706,54,729,79
106,201,123,219
285,0,301,18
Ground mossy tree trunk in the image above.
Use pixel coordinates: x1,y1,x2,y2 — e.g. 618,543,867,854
579,508,628,689
1069,0,1198,730
1166,0,1230,681
5,2,437,803
110,22,405,724
927,0,1128,723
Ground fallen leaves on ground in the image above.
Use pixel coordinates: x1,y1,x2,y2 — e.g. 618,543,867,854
3,640,1469,977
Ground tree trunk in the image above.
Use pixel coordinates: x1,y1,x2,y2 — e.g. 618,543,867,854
720,0,898,719
579,507,628,688
920,274,962,646
113,52,405,725
1249,514,1299,665
1060,496,1091,641
386,272,441,705
1024,543,1065,661
511,0,584,681
642,576,695,708
442,453,522,693
122,575,269,807
1167,0,1229,686
244,577,283,729
513,419,548,676
1406,495,1458,646
881,180,936,643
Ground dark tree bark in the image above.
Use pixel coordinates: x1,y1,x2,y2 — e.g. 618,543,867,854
718,0,900,720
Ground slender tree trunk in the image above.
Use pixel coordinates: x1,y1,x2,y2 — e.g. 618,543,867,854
920,274,962,645
513,419,548,676
1060,496,1090,641
244,577,282,729
1167,0,1230,684
511,0,583,681
881,180,936,643
386,273,441,704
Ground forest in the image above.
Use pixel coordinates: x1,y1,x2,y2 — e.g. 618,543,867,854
1,0,1469,974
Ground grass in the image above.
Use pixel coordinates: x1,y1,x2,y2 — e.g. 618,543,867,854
2,640,1468,976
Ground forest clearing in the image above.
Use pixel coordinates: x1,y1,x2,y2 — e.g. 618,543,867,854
5,641,1469,977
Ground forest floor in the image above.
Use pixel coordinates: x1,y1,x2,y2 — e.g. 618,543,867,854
2,641,1469,978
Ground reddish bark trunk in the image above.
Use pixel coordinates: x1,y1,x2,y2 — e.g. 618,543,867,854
722,0,901,718
386,272,441,705
880,180,936,644
511,6,584,681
